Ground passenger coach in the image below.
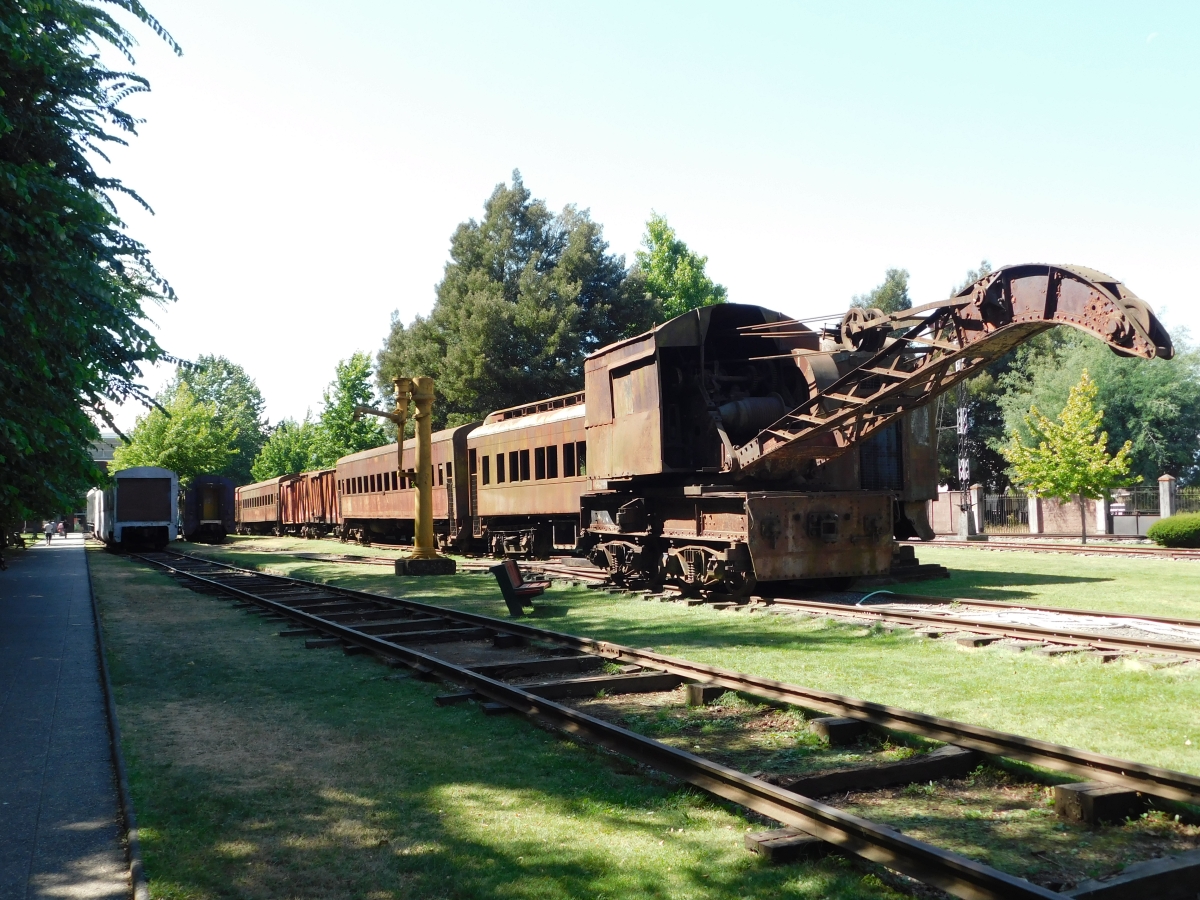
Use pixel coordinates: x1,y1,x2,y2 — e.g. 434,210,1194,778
235,475,294,535
336,424,474,547
466,392,588,556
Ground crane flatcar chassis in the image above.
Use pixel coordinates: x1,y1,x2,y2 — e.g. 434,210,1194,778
579,264,1172,596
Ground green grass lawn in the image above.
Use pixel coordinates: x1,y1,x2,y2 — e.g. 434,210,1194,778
181,537,1200,777
91,548,908,900
899,544,1200,619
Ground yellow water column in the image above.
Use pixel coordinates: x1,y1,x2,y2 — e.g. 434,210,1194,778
353,376,456,576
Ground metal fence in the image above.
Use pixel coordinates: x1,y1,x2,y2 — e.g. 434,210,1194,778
1110,487,1160,515
982,492,1029,534
1178,487,1200,514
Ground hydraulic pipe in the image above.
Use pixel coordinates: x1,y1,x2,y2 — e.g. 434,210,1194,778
410,376,439,560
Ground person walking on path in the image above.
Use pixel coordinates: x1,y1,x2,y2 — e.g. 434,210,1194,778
56,521,65,539
43,521,53,545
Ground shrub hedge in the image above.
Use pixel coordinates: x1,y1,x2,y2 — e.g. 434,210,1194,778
1147,513,1200,548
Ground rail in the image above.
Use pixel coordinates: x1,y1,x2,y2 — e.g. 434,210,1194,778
139,550,1200,805
132,550,1065,900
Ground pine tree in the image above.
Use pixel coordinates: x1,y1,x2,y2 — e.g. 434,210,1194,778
1002,370,1138,543
377,172,655,426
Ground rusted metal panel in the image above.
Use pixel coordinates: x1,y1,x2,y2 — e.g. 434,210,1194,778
901,407,938,503
584,361,613,427
607,357,663,478
745,492,893,581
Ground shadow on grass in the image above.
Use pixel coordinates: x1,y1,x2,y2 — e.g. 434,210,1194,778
110,547,1200,897
181,548,953,662
897,567,1115,602
97,551,899,900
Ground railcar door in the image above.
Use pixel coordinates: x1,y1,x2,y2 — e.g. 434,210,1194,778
468,449,481,537
201,484,220,521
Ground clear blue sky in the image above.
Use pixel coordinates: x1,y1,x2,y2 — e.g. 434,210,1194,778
107,0,1200,429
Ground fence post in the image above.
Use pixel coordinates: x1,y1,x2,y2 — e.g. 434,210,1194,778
1027,493,1042,534
970,484,984,533
1095,495,1109,535
1159,474,1177,519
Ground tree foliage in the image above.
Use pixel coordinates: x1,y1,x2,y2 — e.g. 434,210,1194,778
250,417,321,481
377,172,656,427
1002,370,1138,541
167,355,267,484
315,353,387,466
111,384,234,486
851,268,911,314
0,0,180,523
997,332,1200,485
634,213,726,321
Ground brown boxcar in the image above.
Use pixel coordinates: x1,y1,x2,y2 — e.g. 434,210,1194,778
336,424,474,547
281,468,340,537
465,392,587,556
235,475,295,535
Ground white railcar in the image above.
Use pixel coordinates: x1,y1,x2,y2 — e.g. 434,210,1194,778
91,466,178,549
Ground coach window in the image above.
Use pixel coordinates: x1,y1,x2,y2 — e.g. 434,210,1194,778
438,464,444,486
495,454,505,483
534,447,546,480
519,449,531,481
481,455,490,485
446,461,452,480
508,450,519,482
547,445,559,478
576,441,587,476
563,442,576,477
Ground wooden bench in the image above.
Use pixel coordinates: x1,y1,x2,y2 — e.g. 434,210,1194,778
489,559,550,616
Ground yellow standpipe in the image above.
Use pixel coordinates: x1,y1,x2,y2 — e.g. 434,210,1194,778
352,375,455,575
409,376,439,561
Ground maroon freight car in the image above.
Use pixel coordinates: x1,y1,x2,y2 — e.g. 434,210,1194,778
280,468,340,537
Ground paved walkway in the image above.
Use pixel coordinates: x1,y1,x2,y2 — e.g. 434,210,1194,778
0,534,129,900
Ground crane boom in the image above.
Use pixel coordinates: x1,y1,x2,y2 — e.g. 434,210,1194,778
732,264,1173,477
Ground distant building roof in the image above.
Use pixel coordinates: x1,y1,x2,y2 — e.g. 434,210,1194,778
91,433,120,463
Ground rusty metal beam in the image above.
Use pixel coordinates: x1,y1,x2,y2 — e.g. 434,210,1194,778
734,264,1173,475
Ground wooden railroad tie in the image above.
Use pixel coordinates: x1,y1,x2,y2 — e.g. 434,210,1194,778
744,827,832,864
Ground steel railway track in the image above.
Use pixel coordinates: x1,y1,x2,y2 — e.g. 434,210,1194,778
128,550,1200,899
916,539,1200,560
767,595,1200,662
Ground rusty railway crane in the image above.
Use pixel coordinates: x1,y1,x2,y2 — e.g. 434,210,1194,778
580,263,1173,596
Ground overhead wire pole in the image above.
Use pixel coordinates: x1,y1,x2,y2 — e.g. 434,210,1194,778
954,361,978,539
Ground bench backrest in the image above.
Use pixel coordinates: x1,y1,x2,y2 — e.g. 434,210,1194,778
502,558,523,587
